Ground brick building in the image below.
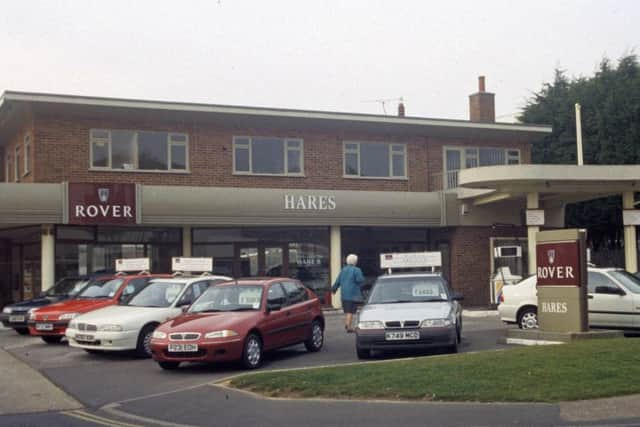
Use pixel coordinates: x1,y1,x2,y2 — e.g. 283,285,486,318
0,78,552,307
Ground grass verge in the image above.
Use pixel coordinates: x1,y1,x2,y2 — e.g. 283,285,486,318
229,338,640,402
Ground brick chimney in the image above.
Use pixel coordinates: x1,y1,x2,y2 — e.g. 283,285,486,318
469,76,495,122
398,101,405,117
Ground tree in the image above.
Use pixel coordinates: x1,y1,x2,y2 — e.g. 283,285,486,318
519,54,640,266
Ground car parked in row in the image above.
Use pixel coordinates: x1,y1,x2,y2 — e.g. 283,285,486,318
29,273,169,343
355,273,463,359
1,276,95,335
498,267,640,329
66,275,231,357
150,277,324,370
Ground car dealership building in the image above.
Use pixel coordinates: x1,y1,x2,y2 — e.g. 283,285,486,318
1,78,639,308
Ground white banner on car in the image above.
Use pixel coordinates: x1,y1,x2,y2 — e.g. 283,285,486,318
116,258,150,272
380,252,442,269
172,257,213,273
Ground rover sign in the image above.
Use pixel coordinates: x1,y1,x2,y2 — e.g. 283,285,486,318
68,183,136,225
535,241,581,287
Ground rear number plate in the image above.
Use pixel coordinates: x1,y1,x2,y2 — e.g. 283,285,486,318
35,323,54,331
168,343,198,352
385,330,420,341
9,315,25,322
76,334,95,342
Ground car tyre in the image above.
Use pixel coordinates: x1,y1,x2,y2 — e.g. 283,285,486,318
15,328,30,335
158,361,180,370
356,346,371,359
136,324,156,358
304,320,324,352
41,335,63,344
518,307,538,330
242,333,263,369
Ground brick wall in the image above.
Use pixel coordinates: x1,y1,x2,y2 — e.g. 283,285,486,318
30,112,531,192
447,226,527,306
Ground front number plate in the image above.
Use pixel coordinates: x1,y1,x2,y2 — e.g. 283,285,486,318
76,334,95,342
35,323,54,331
168,343,198,352
9,315,25,322
385,330,420,341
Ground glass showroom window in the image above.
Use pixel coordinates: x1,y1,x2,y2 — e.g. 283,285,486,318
89,129,189,171
24,134,31,175
343,141,406,178
233,136,304,176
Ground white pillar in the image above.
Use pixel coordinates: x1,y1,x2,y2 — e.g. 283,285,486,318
330,225,342,309
623,192,638,273
182,226,192,257
527,192,540,276
41,225,55,292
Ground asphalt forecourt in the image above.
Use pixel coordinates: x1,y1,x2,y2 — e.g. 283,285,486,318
227,337,640,403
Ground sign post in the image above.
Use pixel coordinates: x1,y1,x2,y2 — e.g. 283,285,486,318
535,229,588,332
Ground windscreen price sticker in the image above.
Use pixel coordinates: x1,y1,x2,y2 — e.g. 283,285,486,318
412,284,436,297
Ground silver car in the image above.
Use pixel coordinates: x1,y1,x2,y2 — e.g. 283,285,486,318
355,273,463,359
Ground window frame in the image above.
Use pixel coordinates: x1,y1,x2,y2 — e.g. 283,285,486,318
342,141,407,180
89,129,190,173
23,134,31,176
232,136,305,177
443,146,521,174
14,146,20,182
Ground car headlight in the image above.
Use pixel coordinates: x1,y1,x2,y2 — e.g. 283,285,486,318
2,307,11,314
420,318,453,328
98,324,123,332
204,330,238,339
357,320,384,330
59,312,79,320
28,308,37,319
152,331,167,339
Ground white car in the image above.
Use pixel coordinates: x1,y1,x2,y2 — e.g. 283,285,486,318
66,275,231,357
498,268,640,330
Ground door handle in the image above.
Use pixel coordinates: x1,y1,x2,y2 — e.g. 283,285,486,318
588,295,594,299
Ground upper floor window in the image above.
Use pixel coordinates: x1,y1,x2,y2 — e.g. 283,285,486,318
14,147,21,182
343,141,406,178
233,136,304,176
24,134,31,175
90,129,189,172
443,146,521,189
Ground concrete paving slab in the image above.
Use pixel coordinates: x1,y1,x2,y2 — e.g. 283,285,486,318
560,394,640,422
0,348,81,415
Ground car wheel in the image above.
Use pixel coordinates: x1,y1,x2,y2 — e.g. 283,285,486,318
448,338,459,354
242,334,263,369
41,335,63,344
304,320,324,352
158,361,180,370
356,346,371,359
15,328,30,335
136,324,156,358
518,308,538,330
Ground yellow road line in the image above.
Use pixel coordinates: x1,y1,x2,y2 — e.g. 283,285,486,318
64,409,143,427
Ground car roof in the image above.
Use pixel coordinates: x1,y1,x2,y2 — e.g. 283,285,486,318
148,275,232,284
218,277,297,286
377,273,443,279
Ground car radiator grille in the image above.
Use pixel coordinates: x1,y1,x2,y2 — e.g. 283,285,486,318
77,323,97,332
385,320,420,329
169,332,201,341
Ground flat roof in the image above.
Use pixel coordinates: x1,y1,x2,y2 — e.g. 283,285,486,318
0,90,551,136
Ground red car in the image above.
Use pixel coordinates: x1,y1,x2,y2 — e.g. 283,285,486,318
28,274,170,343
151,278,325,370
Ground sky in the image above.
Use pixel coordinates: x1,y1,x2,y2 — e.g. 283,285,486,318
1,0,638,122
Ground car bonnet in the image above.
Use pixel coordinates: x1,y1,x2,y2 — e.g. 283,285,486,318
359,301,454,323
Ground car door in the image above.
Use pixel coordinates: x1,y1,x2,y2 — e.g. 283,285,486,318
587,271,634,328
281,281,313,342
260,283,291,350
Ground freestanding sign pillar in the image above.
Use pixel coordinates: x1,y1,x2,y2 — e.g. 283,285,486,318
536,229,588,333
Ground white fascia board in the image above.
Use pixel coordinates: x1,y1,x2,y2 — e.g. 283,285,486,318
1,91,552,134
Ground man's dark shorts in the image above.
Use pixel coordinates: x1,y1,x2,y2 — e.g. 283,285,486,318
342,300,358,314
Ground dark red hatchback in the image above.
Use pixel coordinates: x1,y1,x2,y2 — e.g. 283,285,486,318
150,278,324,370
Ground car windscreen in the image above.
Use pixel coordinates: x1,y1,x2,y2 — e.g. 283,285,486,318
609,270,640,294
368,277,449,304
126,281,186,307
189,285,264,313
45,278,89,297
76,278,124,298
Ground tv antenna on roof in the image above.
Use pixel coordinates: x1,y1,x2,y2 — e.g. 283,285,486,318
361,97,404,115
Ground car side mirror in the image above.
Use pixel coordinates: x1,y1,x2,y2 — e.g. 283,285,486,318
266,302,282,312
452,292,464,301
181,305,190,313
